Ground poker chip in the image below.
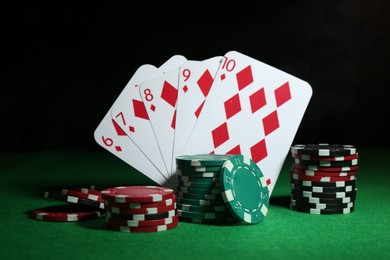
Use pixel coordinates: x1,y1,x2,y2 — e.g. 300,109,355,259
106,218,179,233
30,204,103,222
291,168,357,177
107,209,177,221
291,179,356,187
289,204,355,214
177,186,222,195
104,196,176,208
44,191,105,209
101,186,175,203
176,154,234,167
178,215,237,225
105,202,176,215
293,158,358,167
61,188,104,203
176,202,227,213
178,180,221,188
291,153,359,161
177,165,223,173
290,199,354,210
293,163,359,172
290,183,356,193
290,194,355,204
177,169,220,178
220,154,269,224
177,209,231,219
176,192,224,203
290,144,358,156
290,172,356,182
106,214,179,227
289,144,359,214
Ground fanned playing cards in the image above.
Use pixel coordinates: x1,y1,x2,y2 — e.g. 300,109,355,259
94,50,313,195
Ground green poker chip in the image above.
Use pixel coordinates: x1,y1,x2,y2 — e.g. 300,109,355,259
176,154,234,167
220,154,269,224
177,165,223,173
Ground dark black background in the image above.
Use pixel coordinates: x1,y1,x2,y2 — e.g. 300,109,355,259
2,1,389,152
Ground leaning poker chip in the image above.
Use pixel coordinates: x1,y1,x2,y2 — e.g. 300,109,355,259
30,204,103,222
290,144,358,157
290,173,356,182
43,191,105,209
291,168,357,177
104,196,176,209
290,179,356,187
290,194,355,204
106,214,179,228
105,202,176,215
176,202,227,213
291,189,357,199
61,189,104,203
176,192,224,203
293,163,359,172
290,153,359,161
101,186,175,203
176,154,233,167
290,183,356,193
106,209,177,221
290,204,355,214
220,154,269,224
106,218,178,233
294,158,359,167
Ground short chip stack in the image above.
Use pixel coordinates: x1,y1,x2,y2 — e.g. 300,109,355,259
101,186,178,232
175,154,270,224
289,144,359,214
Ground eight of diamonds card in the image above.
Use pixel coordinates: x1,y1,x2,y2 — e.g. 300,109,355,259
182,50,313,196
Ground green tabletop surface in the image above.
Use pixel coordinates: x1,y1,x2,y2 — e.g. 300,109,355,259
1,148,389,260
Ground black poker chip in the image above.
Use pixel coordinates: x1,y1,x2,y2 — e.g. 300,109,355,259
290,144,358,157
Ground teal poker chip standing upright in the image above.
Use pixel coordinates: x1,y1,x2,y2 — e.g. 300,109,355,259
219,154,270,224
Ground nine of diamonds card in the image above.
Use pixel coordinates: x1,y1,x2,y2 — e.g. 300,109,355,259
94,50,312,195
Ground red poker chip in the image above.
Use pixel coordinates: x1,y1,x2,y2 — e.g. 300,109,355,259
101,186,175,203
293,163,359,172
291,153,359,161
105,202,176,215
104,196,176,208
61,188,104,203
290,172,356,182
106,217,179,232
30,204,103,222
291,167,357,177
106,213,179,227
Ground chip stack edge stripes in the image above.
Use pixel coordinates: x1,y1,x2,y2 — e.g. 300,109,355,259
100,186,179,232
289,143,359,215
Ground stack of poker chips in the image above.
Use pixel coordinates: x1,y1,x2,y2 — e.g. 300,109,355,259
175,154,270,224
289,144,359,214
100,186,179,233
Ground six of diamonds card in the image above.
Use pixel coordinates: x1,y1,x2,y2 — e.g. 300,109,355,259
94,50,312,195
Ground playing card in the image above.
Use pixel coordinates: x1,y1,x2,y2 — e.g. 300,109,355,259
172,57,223,174
138,67,181,179
110,55,187,180
182,50,313,196
94,64,172,187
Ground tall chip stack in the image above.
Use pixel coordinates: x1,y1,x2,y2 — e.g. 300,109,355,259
289,144,358,214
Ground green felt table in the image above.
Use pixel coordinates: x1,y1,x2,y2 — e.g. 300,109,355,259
1,148,389,260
